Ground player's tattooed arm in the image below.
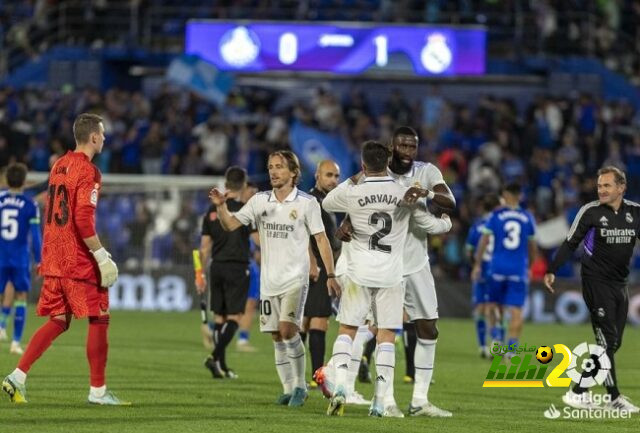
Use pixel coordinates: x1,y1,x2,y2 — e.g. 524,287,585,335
335,216,353,242
403,186,431,204
429,183,456,210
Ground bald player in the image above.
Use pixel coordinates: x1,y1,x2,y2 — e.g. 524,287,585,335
303,160,342,384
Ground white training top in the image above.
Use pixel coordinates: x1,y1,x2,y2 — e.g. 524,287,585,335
323,176,451,288
388,161,453,275
233,187,325,296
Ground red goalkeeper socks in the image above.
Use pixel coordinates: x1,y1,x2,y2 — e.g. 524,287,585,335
87,315,109,387
17,317,69,373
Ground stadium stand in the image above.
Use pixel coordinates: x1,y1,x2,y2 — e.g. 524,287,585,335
3,1,640,293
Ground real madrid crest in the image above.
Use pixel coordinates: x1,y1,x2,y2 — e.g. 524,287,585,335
626,212,633,223
289,209,298,220
413,181,422,188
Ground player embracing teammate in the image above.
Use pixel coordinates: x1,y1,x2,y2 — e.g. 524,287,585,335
323,138,454,417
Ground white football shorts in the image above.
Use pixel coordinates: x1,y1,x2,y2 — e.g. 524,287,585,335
404,263,438,320
259,284,309,332
336,275,404,330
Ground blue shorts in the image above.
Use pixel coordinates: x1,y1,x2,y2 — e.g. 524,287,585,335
0,266,31,293
488,276,527,307
471,279,490,306
248,261,260,300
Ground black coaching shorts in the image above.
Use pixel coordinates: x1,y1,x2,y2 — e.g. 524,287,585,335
210,262,250,316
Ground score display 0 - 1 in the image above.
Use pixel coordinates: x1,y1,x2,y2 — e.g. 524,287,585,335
185,21,486,76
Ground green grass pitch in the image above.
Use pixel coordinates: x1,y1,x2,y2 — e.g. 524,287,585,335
0,311,638,433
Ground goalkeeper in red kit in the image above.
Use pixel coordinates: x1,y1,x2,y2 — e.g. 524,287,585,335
2,113,129,405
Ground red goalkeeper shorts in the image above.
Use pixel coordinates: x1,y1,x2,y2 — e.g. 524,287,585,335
37,277,109,318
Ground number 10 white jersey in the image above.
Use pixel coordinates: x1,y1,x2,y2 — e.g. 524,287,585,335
323,176,450,288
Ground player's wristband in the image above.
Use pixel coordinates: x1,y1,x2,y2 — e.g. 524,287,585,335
326,274,336,279
427,190,435,200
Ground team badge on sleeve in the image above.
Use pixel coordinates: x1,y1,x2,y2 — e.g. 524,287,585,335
90,188,98,205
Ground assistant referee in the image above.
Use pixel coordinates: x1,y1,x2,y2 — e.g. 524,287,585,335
544,166,639,413
197,166,257,379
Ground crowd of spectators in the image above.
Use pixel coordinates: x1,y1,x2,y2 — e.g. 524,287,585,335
3,80,640,280
4,1,640,81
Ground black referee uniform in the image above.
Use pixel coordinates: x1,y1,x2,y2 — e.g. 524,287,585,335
202,198,256,378
305,186,341,318
548,199,640,399
201,199,255,316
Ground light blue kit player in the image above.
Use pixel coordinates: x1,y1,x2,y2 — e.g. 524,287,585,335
472,183,537,355
465,194,501,358
0,163,42,355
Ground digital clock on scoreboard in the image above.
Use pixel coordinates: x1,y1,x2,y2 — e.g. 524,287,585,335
185,21,486,76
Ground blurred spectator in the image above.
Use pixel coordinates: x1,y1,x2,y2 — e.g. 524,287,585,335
171,202,199,265
180,142,205,175
192,115,229,175
125,203,152,268
141,121,165,174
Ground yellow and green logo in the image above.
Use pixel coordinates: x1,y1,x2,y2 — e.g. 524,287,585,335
482,342,610,388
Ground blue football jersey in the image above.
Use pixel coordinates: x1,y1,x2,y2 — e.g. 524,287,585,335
465,216,493,277
484,206,536,279
0,192,41,267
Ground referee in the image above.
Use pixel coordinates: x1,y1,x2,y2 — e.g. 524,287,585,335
197,166,257,379
303,160,341,386
545,166,639,413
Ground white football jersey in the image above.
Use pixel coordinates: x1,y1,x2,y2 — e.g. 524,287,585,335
233,187,325,296
333,178,357,278
389,161,454,274
323,176,450,288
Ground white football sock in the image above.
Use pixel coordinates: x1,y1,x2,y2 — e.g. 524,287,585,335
330,334,353,394
374,342,395,406
11,368,26,385
283,334,306,390
411,338,437,407
346,326,372,394
274,341,293,394
90,385,106,398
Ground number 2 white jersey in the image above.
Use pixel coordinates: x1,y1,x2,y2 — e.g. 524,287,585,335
389,161,454,274
324,176,450,288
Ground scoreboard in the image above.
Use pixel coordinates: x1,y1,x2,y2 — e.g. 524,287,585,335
185,21,486,76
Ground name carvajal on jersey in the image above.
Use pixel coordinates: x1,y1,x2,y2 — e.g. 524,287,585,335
357,193,401,207
600,227,636,244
